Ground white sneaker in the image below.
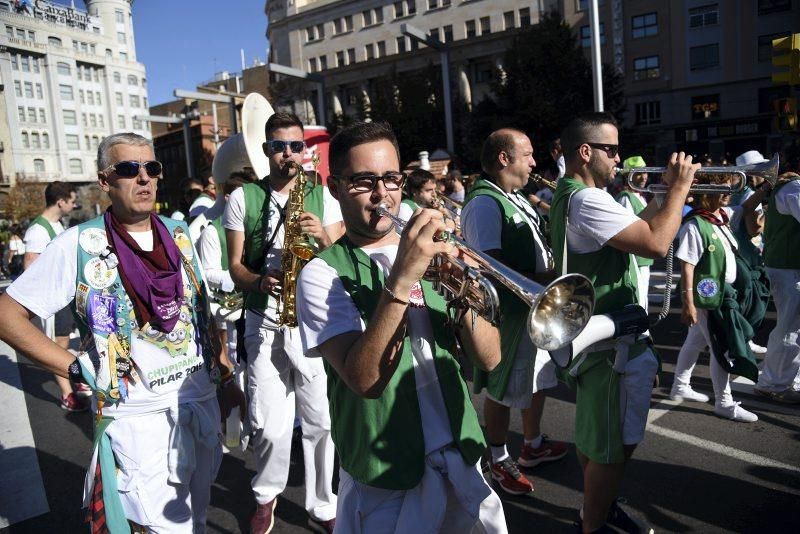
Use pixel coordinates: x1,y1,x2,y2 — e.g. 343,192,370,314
670,385,710,403
748,340,767,354
714,402,758,423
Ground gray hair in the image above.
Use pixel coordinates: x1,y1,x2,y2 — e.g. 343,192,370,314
97,132,154,171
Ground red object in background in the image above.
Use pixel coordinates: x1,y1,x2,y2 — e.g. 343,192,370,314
303,126,330,185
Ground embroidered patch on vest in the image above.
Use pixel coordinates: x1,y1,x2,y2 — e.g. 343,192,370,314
409,281,425,308
84,257,117,289
76,282,90,318
697,278,719,298
173,227,193,259
88,293,117,334
79,227,108,256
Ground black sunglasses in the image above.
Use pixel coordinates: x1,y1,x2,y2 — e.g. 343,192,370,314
584,143,620,158
104,160,162,178
266,139,306,154
333,172,406,192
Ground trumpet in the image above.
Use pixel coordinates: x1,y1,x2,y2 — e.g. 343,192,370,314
376,204,595,351
616,154,780,195
528,173,557,191
438,195,463,216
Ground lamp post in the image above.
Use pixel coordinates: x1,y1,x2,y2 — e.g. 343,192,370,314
136,113,197,179
174,89,239,135
588,0,604,111
268,63,326,126
400,23,455,155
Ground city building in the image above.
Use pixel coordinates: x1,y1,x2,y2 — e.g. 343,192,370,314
0,0,150,191
266,0,799,163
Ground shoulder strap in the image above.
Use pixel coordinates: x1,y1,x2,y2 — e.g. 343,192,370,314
32,215,56,240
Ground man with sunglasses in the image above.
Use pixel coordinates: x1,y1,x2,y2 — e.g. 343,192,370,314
296,120,507,532
224,111,340,533
0,133,244,531
460,128,566,498
550,113,697,533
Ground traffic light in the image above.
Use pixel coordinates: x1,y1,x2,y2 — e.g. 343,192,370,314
775,97,797,132
772,34,800,86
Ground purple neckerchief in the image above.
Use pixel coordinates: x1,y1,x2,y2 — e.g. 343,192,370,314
103,211,184,332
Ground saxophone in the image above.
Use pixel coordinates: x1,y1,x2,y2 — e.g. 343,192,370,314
278,161,317,327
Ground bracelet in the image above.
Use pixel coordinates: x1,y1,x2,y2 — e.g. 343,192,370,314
383,285,409,305
681,289,693,293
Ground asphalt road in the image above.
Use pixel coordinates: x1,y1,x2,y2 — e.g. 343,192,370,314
1,307,799,533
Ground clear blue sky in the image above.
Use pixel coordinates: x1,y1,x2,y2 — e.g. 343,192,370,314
128,0,269,105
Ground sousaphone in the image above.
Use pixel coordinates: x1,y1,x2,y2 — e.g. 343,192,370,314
211,93,274,184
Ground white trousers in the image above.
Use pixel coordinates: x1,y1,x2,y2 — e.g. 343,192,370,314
758,268,800,392
637,265,650,313
334,449,507,534
673,308,733,407
104,398,222,533
244,325,337,521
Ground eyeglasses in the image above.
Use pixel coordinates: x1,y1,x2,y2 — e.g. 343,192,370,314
103,160,162,179
266,139,306,154
585,143,620,158
334,172,406,192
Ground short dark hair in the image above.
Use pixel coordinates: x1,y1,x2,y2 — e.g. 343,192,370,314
480,128,526,173
265,111,304,138
44,181,76,207
445,169,462,182
560,112,618,164
224,170,256,196
407,169,436,195
329,121,401,177
181,178,203,191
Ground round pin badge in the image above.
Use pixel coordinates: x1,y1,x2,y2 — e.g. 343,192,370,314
711,233,719,240
79,228,109,256
84,257,117,289
696,278,719,298
708,244,716,253
173,228,193,259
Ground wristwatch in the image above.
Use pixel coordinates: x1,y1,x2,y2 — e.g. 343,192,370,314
68,358,87,385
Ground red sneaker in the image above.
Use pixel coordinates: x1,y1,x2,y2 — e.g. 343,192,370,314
518,435,569,467
490,458,534,495
74,382,93,398
60,393,89,412
250,498,276,534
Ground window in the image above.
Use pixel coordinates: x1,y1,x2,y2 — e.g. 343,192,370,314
347,48,355,64
82,113,88,126
36,84,42,98
504,11,515,30
474,62,494,84
96,92,102,105
17,106,25,122
57,62,71,75
84,135,90,150
118,115,126,128
39,109,45,123
127,74,137,85
34,158,45,172
15,28,24,39
20,55,30,72
308,58,317,72
336,50,345,67
632,13,657,38
27,107,36,122
129,95,140,107
319,56,327,70
11,55,17,70
142,78,147,88
90,114,97,127
69,159,83,174
59,85,74,100
689,44,719,70
115,92,123,106
98,115,104,128
689,4,718,28
466,20,476,38
48,36,62,47
24,81,33,98
31,133,40,149
117,32,126,44
691,94,720,119
143,97,147,108
27,30,34,40
92,136,100,149
427,0,450,9
366,44,375,61
758,0,791,14
132,118,142,130
393,0,415,19
306,26,315,42
22,132,29,148
480,16,490,35
442,25,453,43
66,134,80,149
32,56,39,73
114,72,121,83
306,23,325,42
362,8,383,26
635,101,661,125
115,9,124,23
64,110,77,125
87,91,94,105
106,48,112,58
758,32,790,62
429,28,440,42
334,15,352,34
580,24,606,47
5,26,11,38
42,133,49,149
119,51,128,60
13,81,21,97
377,41,386,57
396,36,407,53
633,55,660,79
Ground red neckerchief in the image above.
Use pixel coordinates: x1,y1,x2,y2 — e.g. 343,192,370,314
685,208,728,226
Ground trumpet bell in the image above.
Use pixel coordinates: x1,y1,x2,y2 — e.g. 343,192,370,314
528,274,595,351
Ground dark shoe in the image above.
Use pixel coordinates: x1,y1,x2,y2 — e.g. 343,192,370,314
754,387,800,404
607,498,654,534
60,393,88,412
250,498,276,534
490,458,534,495
518,435,569,467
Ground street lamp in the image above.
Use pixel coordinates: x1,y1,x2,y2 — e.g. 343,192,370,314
174,89,239,135
587,0,604,111
136,112,197,179
268,62,326,127
400,23,455,155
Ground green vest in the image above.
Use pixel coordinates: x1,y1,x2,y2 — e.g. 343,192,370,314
682,215,728,310
763,178,800,270
401,198,419,211
30,215,56,240
463,177,542,399
241,179,325,311
211,216,229,271
615,191,654,268
316,237,485,490
551,178,639,315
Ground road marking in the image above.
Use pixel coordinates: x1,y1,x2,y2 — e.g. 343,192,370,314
0,340,49,527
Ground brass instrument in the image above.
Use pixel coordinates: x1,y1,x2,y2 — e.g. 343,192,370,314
437,195,462,232
616,154,780,195
212,291,244,319
376,204,595,351
278,162,317,327
528,173,557,191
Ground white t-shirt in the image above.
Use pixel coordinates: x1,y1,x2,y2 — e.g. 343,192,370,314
9,236,25,255
461,181,551,273
566,187,639,254
617,192,648,215
197,223,235,293
398,201,416,223
223,183,343,329
448,189,465,203
6,226,215,416
676,207,737,284
774,180,800,223
23,219,65,254
296,244,454,454
188,193,215,219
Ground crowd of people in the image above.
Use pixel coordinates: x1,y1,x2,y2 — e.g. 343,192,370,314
0,106,797,534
